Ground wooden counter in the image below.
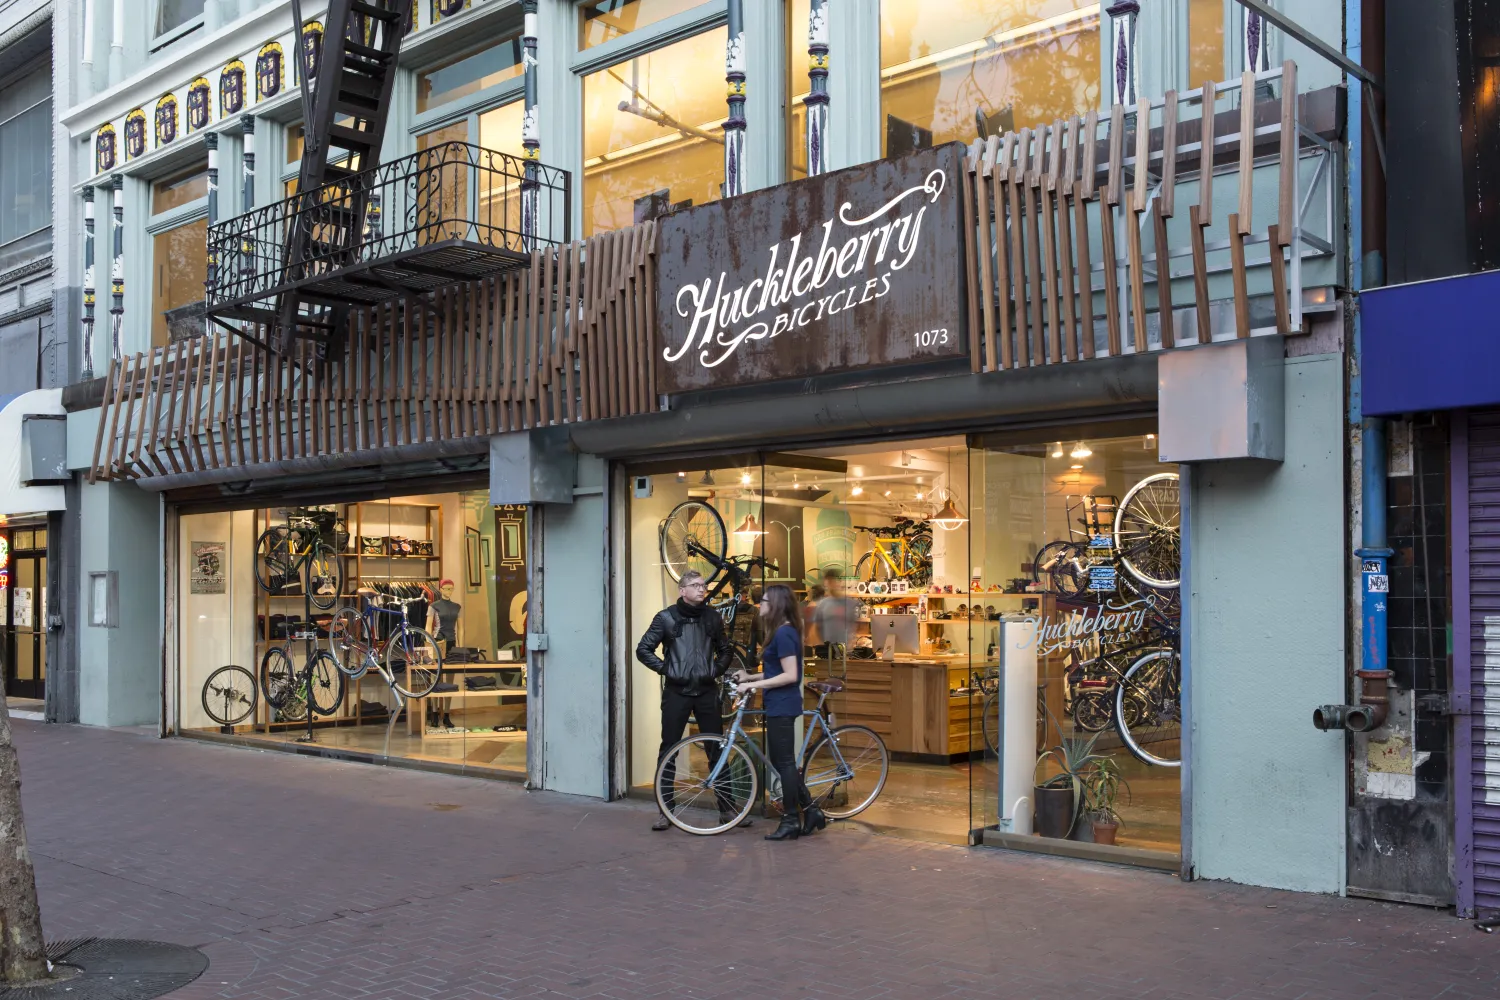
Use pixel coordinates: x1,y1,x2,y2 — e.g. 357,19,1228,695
809,655,984,760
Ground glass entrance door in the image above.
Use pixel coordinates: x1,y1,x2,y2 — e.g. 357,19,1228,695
3,527,47,701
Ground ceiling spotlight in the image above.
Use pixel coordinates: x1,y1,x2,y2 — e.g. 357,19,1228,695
1145,433,1158,450
916,476,924,485
884,490,892,498
915,491,925,500
851,485,864,497
676,471,686,481
1051,442,1064,458
1070,442,1093,459
699,471,715,486
852,466,865,478
1070,463,1084,470
740,472,752,485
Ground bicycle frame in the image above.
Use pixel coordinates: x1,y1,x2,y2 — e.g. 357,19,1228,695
869,535,910,577
703,689,849,798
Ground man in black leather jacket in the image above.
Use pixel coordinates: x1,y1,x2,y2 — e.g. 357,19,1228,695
636,570,748,831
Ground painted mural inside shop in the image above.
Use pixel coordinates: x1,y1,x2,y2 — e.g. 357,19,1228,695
628,432,1180,856
177,492,527,775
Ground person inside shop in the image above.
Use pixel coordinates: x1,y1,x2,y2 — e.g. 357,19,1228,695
735,584,827,841
427,579,462,732
635,569,749,832
812,568,859,660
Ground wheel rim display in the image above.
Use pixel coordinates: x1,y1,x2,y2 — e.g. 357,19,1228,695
660,501,727,584
1114,473,1181,589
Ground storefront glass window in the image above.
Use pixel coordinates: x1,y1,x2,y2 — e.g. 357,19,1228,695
969,432,1180,856
417,35,524,113
879,0,1102,155
625,432,1180,857
581,27,727,235
177,491,529,776
151,217,208,348
578,0,706,50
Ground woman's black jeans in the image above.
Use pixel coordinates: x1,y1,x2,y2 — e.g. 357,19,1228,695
766,716,812,817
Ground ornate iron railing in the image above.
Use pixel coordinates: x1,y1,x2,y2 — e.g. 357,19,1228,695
205,142,571,314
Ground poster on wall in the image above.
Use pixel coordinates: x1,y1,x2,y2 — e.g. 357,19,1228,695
654,143,967,394
191,541,226,595
12,588,31,627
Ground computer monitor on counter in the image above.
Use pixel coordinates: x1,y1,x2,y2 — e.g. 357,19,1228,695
870,613,920,659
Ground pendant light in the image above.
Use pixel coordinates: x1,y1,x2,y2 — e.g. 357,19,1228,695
1070,441,1093,459
734,514,765,537
929,447,969,532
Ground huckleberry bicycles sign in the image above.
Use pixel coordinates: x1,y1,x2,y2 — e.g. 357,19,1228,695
654,144,967,393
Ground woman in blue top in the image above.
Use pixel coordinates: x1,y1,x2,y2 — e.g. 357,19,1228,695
735,584,827,841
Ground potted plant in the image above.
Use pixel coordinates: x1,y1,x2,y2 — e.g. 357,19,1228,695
1080,757,1130,845
1033,733,1104,839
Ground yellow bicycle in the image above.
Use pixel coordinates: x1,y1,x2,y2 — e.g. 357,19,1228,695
854,521,933,586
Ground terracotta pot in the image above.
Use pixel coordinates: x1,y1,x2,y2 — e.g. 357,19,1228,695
1092,821,1119,846
1034,784,1075,839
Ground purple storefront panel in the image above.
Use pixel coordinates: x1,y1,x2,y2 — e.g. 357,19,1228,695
1363,272,1500,417
1456,413,1473,917
1468,410,1500,916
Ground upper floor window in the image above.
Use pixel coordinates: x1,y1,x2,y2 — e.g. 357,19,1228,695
581,27,727,235
0,65,53,246
151,165,209,215
578,0,706,50
879,0,1101,155
417,35,524,113
1188,0,1226,91
155,0,206,40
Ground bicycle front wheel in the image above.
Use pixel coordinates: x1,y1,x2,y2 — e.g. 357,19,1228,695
655,734,757,834
305,543,345,611
254,527,294,593
307,651,346,717
802,724,889,820
1115,472,1181,589
260,647,296,709
905,532,933,587
328,607,373,677
856,551,891,585
1115,649,1182,767
386,626,443,698
660,500,727,584
202,665,256,727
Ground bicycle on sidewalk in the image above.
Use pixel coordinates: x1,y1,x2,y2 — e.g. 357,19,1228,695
654,676,890,835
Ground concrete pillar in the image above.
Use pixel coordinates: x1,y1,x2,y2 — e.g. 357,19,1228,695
77,480,162,728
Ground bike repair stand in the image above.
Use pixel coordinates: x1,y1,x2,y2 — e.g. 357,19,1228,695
295,584,317,744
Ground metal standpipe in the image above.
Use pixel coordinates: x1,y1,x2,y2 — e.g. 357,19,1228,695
1314,417,1391,733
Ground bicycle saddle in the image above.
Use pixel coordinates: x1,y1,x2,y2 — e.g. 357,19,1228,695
807,678,845,694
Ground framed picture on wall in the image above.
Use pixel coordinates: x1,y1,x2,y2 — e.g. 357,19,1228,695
465,527,482,590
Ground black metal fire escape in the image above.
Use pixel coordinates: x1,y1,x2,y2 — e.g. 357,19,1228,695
204,1,571,359
278,0,411,354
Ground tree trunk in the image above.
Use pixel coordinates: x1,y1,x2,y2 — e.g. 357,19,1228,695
0,691,48,983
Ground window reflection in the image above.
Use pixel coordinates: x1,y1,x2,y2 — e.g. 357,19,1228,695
477,102,526,238
787,0,811,179
1188,0,1225,92
880,0,1101,155
417,35,524,113
151,218,208,348
578,0,706,50
151,165,209,215
582,28,727,236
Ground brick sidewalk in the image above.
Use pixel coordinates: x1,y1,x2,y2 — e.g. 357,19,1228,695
11,720,1497,999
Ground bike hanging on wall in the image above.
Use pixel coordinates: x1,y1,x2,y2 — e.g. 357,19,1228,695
253,507,346,610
